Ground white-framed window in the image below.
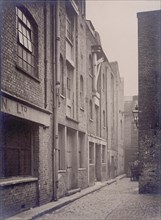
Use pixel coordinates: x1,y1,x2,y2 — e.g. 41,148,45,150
16,7,38,78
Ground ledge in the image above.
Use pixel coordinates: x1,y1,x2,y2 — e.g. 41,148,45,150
1,90,52,115
60,94,65,99
66,116,79,124
58,170,66,173
16,65,41,83
89,119,93,122
80,107,85,112
78,168,86,171
0,177,38,187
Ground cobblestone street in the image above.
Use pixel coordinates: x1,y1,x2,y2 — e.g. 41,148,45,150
36,178,161,220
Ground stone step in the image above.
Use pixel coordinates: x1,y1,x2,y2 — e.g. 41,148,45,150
65,188,81,196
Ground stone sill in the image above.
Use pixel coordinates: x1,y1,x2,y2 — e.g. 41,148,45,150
60,94,65,99
66,116,79,124
0,177,38,187
78,168,86,171
58,170,66,173
80,107,85,112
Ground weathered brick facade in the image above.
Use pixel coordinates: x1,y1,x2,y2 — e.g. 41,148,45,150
0,1,54,218
138,10,161,193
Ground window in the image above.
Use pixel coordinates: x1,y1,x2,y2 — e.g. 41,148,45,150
103,110,106,127
95,105,99,136
102,145,106,163
16,7,38,78
80,75,84,108
66,9,74,43
89,100,93,120
89,142,94,164
0,116,32,178
89,55,93,75
67,63,74,100
58,125,65,170
103,73,105,91
78,132,85,168
60,55,64,95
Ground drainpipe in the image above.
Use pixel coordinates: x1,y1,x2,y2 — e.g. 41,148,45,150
44,3,47,109
51,0,60,201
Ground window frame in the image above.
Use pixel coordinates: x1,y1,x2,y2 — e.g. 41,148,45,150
16,7,38,79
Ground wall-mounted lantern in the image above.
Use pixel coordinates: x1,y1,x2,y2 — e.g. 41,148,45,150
132,105,139,128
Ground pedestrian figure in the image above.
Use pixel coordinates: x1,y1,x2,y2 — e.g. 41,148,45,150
130,160,140,181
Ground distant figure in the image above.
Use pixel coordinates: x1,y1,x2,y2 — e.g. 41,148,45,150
130,160,140,181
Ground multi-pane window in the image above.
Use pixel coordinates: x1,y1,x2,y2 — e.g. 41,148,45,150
16,7,37,77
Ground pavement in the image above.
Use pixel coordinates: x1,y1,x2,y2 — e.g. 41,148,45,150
35,176,161,220
7,174,126,220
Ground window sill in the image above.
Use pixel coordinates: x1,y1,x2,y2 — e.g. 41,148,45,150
66,116,79,124
0,177,38,187
89,163,94,166
78,168,86,171
66,36,73,47
80,107,84,111
89,73,93,78
16,65,40,83
60,94,65,99
58,170,66,173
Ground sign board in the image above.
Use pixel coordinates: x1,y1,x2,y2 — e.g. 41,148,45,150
1,96,50,127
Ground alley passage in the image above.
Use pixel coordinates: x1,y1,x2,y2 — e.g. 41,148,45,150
37,178,161,220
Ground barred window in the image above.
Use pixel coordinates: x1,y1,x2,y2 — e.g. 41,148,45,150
16,7,38,78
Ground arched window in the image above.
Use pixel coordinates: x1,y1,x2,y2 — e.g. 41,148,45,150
90,100,93,119
80,75,84,108
16,7,38,78
60,55,64,95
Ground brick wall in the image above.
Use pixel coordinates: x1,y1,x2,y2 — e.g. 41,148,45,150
138,10,161,193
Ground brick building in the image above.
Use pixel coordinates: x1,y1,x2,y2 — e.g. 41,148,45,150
0,0,125,218
124,96,138,177
138,10,161,193
0,1,56,218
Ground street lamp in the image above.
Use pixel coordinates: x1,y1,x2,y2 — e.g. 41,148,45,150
132,105,139,128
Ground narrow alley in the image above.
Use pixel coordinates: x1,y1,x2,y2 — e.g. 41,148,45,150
36,178,161,220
